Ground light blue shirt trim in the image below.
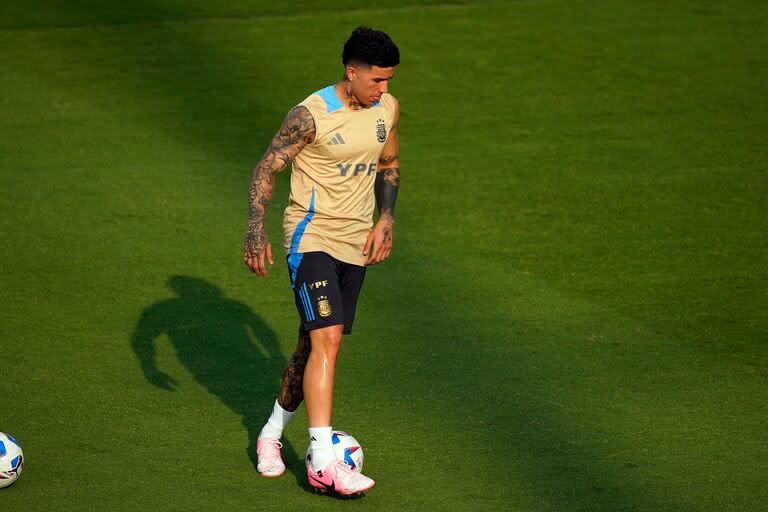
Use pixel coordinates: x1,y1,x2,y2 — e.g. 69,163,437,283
315,84,381,111
287,188,316,288
316,85,343,113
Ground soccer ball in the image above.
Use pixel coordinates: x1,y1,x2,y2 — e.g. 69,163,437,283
0,433,24,489
305,431,364,472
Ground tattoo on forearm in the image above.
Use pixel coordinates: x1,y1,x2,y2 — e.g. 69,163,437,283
375,167,400,219
382,166,400,186
379,152,399,166
245,107,315,255
277,330,312,411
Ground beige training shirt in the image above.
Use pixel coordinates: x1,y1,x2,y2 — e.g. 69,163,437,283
282,85,396,267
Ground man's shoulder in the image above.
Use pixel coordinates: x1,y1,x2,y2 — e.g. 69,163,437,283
380,92,398,108
299,84,341,115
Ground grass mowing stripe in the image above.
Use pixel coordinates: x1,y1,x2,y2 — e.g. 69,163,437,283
0,0,489,32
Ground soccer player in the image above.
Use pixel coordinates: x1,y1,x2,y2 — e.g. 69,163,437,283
242,27,400,496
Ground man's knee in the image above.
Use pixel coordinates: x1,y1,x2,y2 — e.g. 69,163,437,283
310,325,344,356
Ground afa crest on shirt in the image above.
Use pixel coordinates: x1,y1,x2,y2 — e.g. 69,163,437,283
317,296,332,317
376,118,387,143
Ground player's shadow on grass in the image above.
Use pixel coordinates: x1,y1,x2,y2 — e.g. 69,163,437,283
130,275,306,484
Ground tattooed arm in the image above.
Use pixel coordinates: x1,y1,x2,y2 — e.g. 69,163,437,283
244,106,315,276
364,97,400,265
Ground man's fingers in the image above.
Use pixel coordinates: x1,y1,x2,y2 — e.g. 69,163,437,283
376,240,392,263
374,244,387,263
365,239,381,265
364,237,377,265
245,256,256,273
246,252,262,274
365,237,382,265
257,251,267,276
362,231,375,256
266,243,274,265
364,225,395,265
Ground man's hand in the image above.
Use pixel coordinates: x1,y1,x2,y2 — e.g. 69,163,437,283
243,227,274,276
363,216,394,266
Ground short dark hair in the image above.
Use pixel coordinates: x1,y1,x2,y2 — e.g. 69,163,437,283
342,26,400,68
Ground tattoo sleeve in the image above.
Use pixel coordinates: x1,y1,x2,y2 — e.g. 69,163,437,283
375,152,400,219
245,107,316,253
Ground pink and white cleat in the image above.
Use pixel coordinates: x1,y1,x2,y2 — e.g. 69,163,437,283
256,437,285,477
307,458,375,496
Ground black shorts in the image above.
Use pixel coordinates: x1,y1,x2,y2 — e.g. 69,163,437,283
287,252,366,335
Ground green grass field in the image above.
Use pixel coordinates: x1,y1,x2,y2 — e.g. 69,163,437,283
2,1,767,510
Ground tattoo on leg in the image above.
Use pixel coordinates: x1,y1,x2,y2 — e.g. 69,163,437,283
277,331,312,411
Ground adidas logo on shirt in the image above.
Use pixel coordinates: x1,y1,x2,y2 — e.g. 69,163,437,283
327,132,346,145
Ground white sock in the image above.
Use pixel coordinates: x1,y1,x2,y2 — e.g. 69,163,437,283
259,400,296,439
308,426,335,471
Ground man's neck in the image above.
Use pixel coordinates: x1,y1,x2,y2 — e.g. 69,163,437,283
335,81,365,110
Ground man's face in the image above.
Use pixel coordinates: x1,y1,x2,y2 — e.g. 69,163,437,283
348,65,397,106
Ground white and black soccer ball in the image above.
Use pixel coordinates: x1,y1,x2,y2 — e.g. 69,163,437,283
305,431,364,473
0,432,24,489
